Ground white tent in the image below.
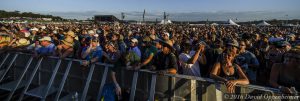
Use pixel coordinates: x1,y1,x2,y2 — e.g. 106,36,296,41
283,24,296,27
160,20,172,24
257,21,271,26
226,19,239,26
211,23,219,26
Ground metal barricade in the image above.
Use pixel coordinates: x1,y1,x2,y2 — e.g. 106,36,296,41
0,52,283,101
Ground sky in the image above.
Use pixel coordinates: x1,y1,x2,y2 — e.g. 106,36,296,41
1,0,300,21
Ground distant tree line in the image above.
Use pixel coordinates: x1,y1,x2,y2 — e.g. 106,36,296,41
0,10,63,21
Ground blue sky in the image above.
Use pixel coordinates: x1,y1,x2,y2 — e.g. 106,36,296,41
1,0,300,21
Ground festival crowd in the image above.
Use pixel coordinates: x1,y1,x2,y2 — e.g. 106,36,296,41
0,23,299,99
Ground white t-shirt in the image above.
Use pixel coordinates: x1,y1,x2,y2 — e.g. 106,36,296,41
179,51,201,77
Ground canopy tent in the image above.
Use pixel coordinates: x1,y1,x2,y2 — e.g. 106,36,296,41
257,21,271,26
283,24,296,27
211,23,219,26
227,19,239,26
221,19,240,26
160,20,172,24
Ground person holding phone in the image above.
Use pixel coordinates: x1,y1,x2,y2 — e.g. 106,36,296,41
81,38,102,66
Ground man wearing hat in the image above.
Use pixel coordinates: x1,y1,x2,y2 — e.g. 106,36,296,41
125,38,141,69
117,34,127,54
149,40,178,100
150,40,178,74
102,42,122,100
137,36,158,69
179,40,206,77
128,38,141,58
29,27,39,41
81,38,102,66
35,36,56,56
0,32,12,49
161,32,172,45
225,39,239,56
57,31,75,58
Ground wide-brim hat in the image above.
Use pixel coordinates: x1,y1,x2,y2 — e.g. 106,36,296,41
64,31,76,37
62,37,74,47
226,39,239,48
160,40,175,51
131,38,138,43
16,38,30,46
142,36,152,42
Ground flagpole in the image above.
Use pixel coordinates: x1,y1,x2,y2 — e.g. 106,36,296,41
143,9,145,23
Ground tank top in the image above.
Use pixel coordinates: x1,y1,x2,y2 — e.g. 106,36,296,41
219,63,239,80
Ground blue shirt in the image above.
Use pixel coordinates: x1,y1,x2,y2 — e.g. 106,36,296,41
82,46,103,61
37,43,56,55
129,46,141,58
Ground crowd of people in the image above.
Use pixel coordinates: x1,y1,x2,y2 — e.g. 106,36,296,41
0,22,299,98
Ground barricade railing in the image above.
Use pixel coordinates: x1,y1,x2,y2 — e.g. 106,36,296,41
0,52,282,101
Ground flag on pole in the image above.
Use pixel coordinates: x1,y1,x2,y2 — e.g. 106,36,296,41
121,12,125,20
163,12,166,20
143,9,145,22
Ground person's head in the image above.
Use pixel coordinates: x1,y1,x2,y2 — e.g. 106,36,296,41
65,31,76,38
239,40,246,52
154,39,162,49
280,41,291,52
283,46,300,65
223,47,237,63
88,30,95,35
288,34,296,41
254,34,260,41
111,33,118,41
161,40,173,55
214,39,223,48
162,32,170,41
130,38,138,47
81,30,88,35
181,40,191,53
39,36,52,47
226,39,239,55
91,38,99,47
30,27,39,35
142,36,152,47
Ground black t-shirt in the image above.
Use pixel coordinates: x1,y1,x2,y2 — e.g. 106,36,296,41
152,52,178,71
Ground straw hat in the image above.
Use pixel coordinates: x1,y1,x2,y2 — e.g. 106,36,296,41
16,38,30,46
160,40,174,51
226,39,239,48
64,31,76,37
62,37,74,47
142,36,151,42
88,30,95,35
131,38,138,43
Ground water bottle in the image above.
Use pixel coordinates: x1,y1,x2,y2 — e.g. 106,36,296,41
74,92,78,101
72,92,78,101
